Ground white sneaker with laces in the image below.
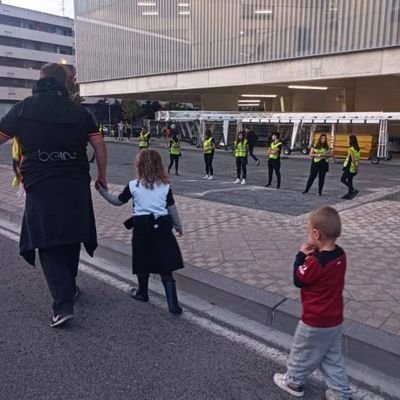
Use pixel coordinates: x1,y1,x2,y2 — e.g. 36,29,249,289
207,175,213,180
203,175,209,180
233,178,241,184
241,179,246,185
273,373,304,397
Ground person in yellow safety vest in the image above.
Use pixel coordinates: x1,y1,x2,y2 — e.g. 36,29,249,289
138,127,151,150
303,133,331,196
265,132,283,189
233,131,249,185
341,134,360,199
203,129,215,180
168,132,181,176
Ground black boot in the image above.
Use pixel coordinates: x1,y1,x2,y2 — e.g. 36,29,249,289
162,279,182,314
130,274,149,302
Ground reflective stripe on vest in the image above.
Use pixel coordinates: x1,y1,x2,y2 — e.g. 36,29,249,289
269,141,282,159
169,140,180,155
313,147,329,163
203,137,213,154
234,139,247,157
139,132,150,148
343,146,360,173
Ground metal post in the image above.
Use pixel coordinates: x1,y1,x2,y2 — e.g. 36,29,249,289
108,100,111,137
290,123,300,150
222,119,229,149
330,124,336,163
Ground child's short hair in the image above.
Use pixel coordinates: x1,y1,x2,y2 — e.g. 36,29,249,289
309,206,341,239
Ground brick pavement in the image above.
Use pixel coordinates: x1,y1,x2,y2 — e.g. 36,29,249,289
0,164,399,336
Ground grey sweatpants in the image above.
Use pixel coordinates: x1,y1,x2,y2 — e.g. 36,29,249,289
287,321,352,400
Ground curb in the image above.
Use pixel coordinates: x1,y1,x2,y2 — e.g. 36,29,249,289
94,234,400,382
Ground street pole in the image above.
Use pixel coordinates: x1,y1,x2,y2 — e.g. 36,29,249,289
108,100,111,137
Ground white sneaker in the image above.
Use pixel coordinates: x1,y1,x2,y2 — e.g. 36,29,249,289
233,179,241,184
241,179,246,185
273,373,304,397
203,175,209,180
207,175,213,180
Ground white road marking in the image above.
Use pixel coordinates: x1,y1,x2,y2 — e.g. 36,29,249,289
0,218,387,400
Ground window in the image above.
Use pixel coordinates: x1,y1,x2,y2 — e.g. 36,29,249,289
0,35,73,55
0,14,73,36
0,77,36,89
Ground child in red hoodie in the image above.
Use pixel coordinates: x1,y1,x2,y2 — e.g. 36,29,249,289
274,206,352,400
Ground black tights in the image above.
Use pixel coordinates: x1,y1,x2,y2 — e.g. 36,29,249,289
341,169,356,194
267,159,281,187
305,162,328,194
168,155,179,173
137,272,174,282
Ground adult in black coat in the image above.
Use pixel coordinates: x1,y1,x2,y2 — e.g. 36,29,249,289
0,63,108,328
245,127,260,166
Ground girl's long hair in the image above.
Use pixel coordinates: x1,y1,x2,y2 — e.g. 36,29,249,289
349,134,360,152
315,133,329,150
135,149,170,189
236,131,245,143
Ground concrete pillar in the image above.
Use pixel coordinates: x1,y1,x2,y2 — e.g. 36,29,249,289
201,93,238,111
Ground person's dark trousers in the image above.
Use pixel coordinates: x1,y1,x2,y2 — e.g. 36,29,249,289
168,155,179,173
267,159,281,187
305,163,327,194
341,169,355,194
236,157,247,179
248,144,259,162
38,243,81,315
204,153,214,175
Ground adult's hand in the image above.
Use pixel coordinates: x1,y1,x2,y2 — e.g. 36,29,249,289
95,177,107,191
89,134,108,190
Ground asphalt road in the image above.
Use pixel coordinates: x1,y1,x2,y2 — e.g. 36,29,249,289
0,236,326,400
98,140,400,215
0,139,398,216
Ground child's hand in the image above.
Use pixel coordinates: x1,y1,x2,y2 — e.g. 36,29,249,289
176,229,183,237
300,243,315,255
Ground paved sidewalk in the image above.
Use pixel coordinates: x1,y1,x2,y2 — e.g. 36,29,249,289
0,164,399,337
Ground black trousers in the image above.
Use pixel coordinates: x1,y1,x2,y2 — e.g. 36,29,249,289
236,157,247,179
305,162,328,194
39,243,81,315
168,155,179,173
341,169,356,194
249,144,258,162
268,159,281,186
204,152,214,175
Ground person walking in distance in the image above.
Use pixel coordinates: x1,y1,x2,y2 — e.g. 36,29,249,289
168,132,181,176
203,129,215,180
245,127,260,166
138,126,151,150
98,149,184,315
117,120,124,141
233,131,249,185
273,207,352,400
341,135,360,200
265,132,283,189
303,133,331,196
0,63,107,328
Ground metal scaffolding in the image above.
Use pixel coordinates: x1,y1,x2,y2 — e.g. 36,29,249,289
156,111,400,163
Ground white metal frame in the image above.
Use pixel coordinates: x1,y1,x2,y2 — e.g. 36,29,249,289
156,111,400,159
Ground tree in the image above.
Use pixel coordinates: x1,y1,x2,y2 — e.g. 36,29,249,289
122,99,141,122
165,102,194,111
141,100,162,120
66,66,84,104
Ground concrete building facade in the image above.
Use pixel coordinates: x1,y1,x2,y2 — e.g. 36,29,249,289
75,0,400,113
0,2,75,115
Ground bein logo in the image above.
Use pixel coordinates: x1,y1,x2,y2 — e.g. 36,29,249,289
38,149,77,162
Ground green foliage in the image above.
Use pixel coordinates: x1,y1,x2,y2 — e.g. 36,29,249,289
122,99,141,122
